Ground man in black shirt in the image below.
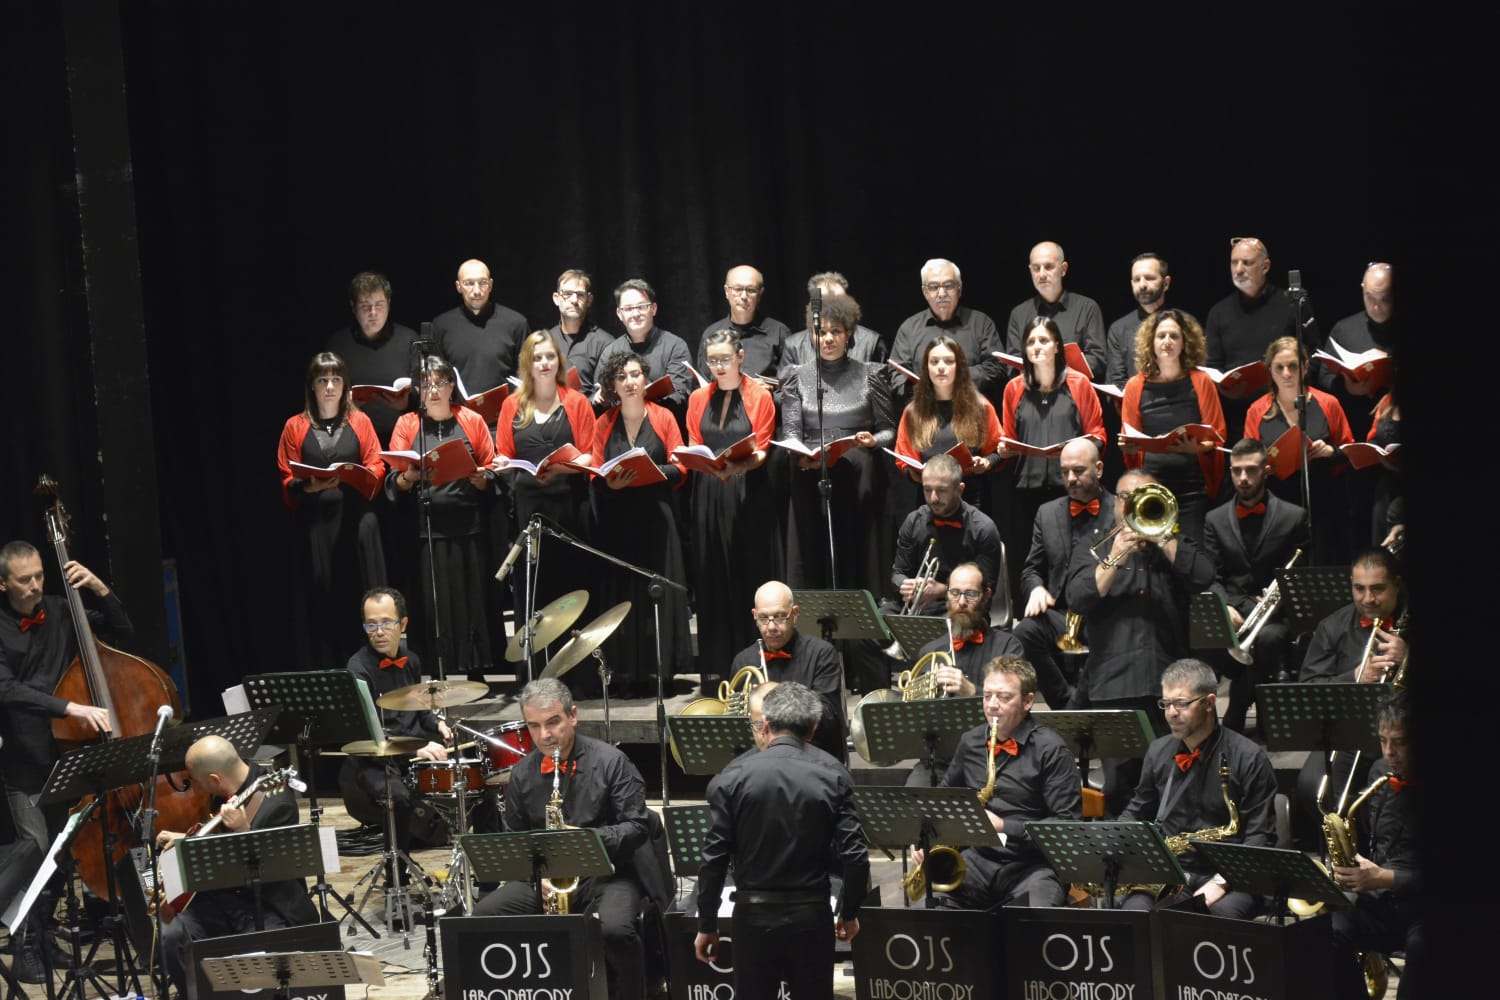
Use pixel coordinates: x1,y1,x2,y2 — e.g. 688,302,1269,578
1104,252,1176,389
889,454,1002,615
324,271,419,445
696,264,789,382
1316,262,1395,438
889,258,1005,408
598,278,693,419
546,268,613,392
696,682,869,1000
1005,241,1106,379
431,258,529,413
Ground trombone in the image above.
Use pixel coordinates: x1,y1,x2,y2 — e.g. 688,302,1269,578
1089,483,1178,569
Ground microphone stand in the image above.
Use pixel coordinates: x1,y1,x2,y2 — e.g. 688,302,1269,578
811,298,838,587
140,717,169,1000
409,334,447,682
532,518,688,805
517,517,541,685
1287,270,1316,534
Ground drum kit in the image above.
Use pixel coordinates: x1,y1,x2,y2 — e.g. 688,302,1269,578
338,590,632,932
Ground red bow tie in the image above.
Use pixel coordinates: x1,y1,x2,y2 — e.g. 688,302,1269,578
951,630,984,650
991,737,1018,757
1174,747,1202,772
19,609,45,632
1069,498,1100,518
540,756,577,775
1359,616,1379,629
1235,502,1266,519
379,656,408,670
763,648,792,661
932,517,963,529
1387,775,1412,794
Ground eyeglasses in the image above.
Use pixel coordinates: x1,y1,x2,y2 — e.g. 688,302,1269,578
752,613,791,626
706,356,737,369
423,379,452,393
460,278,492,289
556,289,591,300
618,303,653,314
922,280,959,293
949,589,985,602
726,285,762,296
1158,695,1209,712
363,620,401,634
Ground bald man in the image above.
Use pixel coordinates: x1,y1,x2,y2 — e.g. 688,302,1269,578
725,581,846,764
1005,241,1106,378
696,264,791,381
1317,262,1395,434
157,736,317,989
430,257,530,414
1204,237,1321,378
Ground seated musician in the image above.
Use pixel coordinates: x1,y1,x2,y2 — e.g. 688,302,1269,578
726,581,846,764
888,455,1002,616
905,564,1023,786
915,656,1080,909
337,587,452,857
1330,689,1422,1000
1203,438,1309,731
1012,437,1114,712
1293,549,1408,848
156,735,319,990
1116,659,1277,920
472,678,664,1000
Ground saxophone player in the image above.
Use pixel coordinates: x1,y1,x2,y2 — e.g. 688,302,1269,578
1330,689,1421,1000
471,678,659,1000
1117,659,1278,919
916,656,1081,909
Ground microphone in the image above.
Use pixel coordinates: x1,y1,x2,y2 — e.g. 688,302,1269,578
810,288,822,328
496,534,526,582
149,703,172,756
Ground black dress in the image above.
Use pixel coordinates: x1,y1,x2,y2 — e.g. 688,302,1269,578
1137,378,1210,546
591,406,692,697
688,386,783,694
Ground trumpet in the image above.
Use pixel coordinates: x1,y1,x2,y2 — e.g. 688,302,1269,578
900,538,940,616
1090,483,1178,569
1228,548,1302,666
1319,611,1408,815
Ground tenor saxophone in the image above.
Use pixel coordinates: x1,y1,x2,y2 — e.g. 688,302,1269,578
1117,754,1239,902
902,715,1000,902
543,747,578,914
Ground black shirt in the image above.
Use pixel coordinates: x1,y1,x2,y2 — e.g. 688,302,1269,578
1005,290,1107,379
432,301,530,400
1204,284,1319,371
890,500,1002,612
345,640,441,743
729,631,846,764
696,315,791,382
324,320,420,443
890,306,1006,401
502,733,651,872
547,323,615,391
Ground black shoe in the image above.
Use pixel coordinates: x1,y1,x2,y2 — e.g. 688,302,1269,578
11,942,46,984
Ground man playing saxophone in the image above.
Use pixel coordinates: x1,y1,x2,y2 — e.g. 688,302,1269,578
1329,689,1421,1000
471,678,657,1000
915,656,1081,909
1117,659,1277,919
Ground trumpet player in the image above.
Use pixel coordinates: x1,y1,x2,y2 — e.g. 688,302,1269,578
727,581,846,764
1300,548,1408,684
1204,439,1309,732
471,678,660,1000
1118,660,1277,919
889,455,1002,616
1329,690,1422,1000
917,657,1081,909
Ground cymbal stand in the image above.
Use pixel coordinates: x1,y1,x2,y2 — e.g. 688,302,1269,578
297,720,379,939
594,646,614,744
430,711,475,917
352,763,426,948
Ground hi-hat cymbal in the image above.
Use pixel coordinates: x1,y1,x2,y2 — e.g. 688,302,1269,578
506,590,590,662
441,699,508,721
376,679,490,712
341,737,426,757
541,601,632,679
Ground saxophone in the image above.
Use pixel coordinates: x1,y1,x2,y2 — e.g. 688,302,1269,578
902,715,1000,902
1118,755,1239,902
543,747,578,915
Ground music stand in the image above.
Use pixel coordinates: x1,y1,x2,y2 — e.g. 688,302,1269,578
856,696,982,769
169,823,327,931
1189,592,1239,651
458,830,614,912
3,806,100,1000
665,715,755,774
241,670,381,933
880,614,950,663
852,786,999,906
793,589,889,644
1034,709,1154,794
201,950,384,1000
1256,683,1385,756
1029,820,1185,909
1277,567,1351,634
662,804,713,881
1194,841,1349,924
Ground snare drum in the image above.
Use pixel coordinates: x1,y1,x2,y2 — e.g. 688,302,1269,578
480,720,534,783
410,758,485,797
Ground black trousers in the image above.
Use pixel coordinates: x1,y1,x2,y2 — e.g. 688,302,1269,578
733,900,834,1000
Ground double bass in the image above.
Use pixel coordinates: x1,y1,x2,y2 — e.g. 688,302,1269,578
36,475,212,899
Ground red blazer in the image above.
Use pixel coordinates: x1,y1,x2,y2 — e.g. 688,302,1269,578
685,377,776,450
389,406,497,466
494,386,597,459
277,409,386,508
1000,368,1106,449
1121,368,1226,498
1244,386,1355,448
594,402,685,489
893,393,1002,472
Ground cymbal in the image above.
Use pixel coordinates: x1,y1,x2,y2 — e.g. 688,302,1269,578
506,590,590,662
376,680,490,712
341,737,426,758
541,601,632,679
441,699,508,721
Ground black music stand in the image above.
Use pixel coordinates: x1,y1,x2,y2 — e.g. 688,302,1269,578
1195,841,1349,924
1277,567,1351,634
241,670,381,934
1189,591,1239,651
852,786,999,906
665,715,755,774
662,804,713,882
201,950,384,1000
880,614,950,663
1029,820,1185,909
1256,682,1386,756
793,589,889,645
3,805,99,1000
855,696,983,769
1036,708,1154,792
458,829,614,912
171,823,327,932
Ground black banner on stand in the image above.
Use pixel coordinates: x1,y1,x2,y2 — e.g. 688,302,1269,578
852,906,1002,999
1003,907,1155,1000
439,915,607,1000
1156,909,1332,1000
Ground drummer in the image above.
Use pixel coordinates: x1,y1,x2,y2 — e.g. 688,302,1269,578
338,587,452,854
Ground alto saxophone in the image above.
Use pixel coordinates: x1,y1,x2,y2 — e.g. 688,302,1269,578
903,715,1000,902
1118,754,1239,902
543,747,578,914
